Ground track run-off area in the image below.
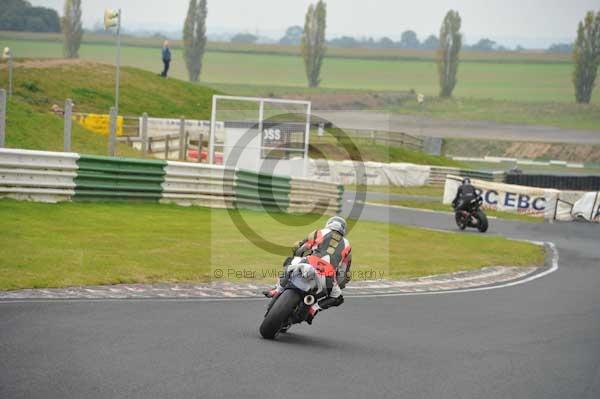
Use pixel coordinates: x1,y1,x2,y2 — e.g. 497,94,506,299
1,194,599,399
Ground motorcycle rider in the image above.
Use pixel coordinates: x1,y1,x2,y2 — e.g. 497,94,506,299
452,177,477,212
263,216,352,324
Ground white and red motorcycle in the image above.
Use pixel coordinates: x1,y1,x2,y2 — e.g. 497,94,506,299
259,258,333,339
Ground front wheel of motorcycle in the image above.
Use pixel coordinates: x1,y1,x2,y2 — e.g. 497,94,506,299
260,289,301,339
476,210,489,233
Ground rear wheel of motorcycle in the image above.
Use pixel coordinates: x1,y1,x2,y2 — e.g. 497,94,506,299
476,210,489,233
455,212,467,230
260,290,301,339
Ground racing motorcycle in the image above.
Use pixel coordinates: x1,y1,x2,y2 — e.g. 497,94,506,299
260,258,330,339
454,195,489,233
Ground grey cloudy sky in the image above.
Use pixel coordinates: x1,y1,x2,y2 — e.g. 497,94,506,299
30,0,599,47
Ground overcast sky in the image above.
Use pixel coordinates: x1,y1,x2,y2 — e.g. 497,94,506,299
30,0,598,47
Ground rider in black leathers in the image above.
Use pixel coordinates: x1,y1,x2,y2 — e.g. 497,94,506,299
452,178,477,212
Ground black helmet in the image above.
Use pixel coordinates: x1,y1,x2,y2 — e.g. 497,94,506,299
462,177,471,184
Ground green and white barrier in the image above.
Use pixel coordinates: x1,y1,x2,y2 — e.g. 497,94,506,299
0,148,342,215
0,148,78,202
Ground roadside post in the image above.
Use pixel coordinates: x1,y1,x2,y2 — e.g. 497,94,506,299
141,112,148,156
417,93,425,136
64,99,73,152
104,8,122,116
0,89,6,147
2,47,12,99
178,116,186,161
108,106,117,156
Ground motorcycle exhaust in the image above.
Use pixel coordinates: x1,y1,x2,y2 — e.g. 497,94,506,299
303,295,315,306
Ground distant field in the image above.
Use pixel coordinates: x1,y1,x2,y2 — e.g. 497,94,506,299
1,37,595,105
0,31,572,63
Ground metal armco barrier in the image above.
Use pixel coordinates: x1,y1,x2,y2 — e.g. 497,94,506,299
506,173,600,192
0,148,78,202
0,148,342,216
429,166,505,187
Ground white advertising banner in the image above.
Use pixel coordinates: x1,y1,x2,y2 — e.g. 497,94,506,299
554,191,600,222
443,175,559,218
308,159,430,187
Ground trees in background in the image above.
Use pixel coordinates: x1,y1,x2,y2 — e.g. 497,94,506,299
183,0,208,82
399,30,419,48
62,0,82,59
301,1,327,87
547,43,573,53
328,36,359,48
230,33,258,44
437,10,462,98
279,26,303,45
573,11,600,104
421,35,439,50
0,0,60,32
468,38,496,51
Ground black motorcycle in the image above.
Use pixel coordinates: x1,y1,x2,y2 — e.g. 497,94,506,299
454,195,489,233
260,260,328,339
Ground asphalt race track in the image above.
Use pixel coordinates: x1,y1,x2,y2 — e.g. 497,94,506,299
1,199,599,398
314,110,600,145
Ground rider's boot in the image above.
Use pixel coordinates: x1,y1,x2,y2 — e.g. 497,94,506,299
305,304,321,325
262,288,279,298
262,282,284,298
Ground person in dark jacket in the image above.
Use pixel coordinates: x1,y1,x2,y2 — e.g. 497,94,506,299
160,40,171,78
452,178,477,212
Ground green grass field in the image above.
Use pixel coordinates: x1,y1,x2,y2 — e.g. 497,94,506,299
3,34,598,130
1,37,596,105
0,200,544,290
0,31,573,63
0,60,460,166
350,184,444,197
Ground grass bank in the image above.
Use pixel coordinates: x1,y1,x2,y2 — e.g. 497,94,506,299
0,60,461,165
0,200,543,290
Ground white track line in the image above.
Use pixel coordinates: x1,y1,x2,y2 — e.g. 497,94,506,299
0,242,558,303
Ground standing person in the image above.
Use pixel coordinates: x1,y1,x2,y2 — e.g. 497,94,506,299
160,40,171,78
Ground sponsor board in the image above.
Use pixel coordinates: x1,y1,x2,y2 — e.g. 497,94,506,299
308,160,430,186
443,175,557,218
444,175,600,222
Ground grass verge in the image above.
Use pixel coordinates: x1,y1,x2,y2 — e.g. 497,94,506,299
369,199,543,223
0,200,543,290
349,184,444,197
387,97,600,131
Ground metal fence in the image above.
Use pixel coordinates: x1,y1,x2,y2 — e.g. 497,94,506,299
506,173,600,191
335,128,425,152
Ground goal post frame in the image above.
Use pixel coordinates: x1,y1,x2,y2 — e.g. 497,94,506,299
208,95,312,175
